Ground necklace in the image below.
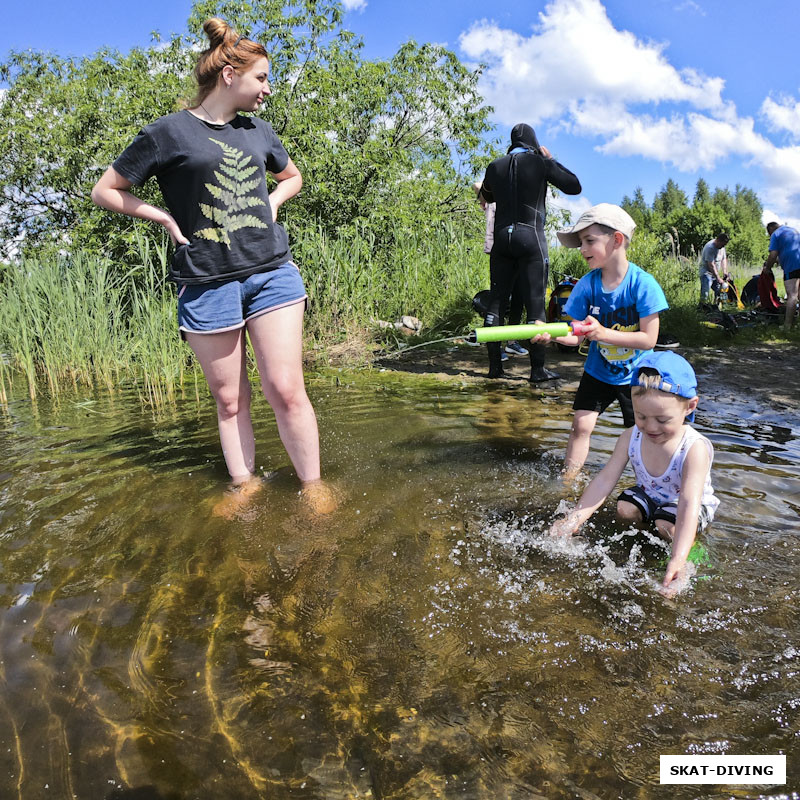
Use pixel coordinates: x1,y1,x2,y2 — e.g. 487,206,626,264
199,102,217,122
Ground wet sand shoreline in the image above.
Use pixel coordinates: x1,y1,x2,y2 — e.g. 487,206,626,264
373,341,800,419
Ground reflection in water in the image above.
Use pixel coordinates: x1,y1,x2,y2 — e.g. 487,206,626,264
0,375,798,799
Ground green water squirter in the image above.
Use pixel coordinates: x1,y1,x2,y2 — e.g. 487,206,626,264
469,322,571,343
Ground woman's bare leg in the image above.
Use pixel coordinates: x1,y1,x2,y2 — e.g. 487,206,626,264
185,327,255,482
246,303,320,482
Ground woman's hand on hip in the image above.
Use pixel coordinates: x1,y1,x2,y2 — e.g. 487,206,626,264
164,217,189,246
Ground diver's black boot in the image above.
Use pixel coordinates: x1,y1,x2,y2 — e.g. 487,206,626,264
528,342,559,382
487,342,505,378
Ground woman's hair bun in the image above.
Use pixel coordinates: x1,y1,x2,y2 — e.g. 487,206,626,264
192,17,268,105
203,17,231,49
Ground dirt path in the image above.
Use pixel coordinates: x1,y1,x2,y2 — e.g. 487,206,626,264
375,340,800,416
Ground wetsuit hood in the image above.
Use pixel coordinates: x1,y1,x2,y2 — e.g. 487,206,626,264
507,123,540,154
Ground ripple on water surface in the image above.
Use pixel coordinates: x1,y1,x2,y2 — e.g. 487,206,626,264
0,377,798,799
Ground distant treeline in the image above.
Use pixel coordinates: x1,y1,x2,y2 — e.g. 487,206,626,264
621,178,767,265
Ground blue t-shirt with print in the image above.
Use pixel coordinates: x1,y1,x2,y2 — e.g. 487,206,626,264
769,225,800,279
563,262,668,386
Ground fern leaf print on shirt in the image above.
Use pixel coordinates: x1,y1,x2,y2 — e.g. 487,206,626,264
195,138,269,246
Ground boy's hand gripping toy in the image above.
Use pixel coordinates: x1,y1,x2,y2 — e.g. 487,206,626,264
569,320,592,335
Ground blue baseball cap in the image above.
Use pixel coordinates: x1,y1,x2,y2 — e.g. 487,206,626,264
631,351,698,422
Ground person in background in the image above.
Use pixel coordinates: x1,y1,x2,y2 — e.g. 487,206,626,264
91,17,335,515
763,221,800,332
698,233,729,303
477,124,581,381
472,182,527,361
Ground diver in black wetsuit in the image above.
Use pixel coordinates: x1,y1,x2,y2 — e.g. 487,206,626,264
479,123,582,381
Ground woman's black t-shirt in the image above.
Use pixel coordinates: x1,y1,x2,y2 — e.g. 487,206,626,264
113,110,293,284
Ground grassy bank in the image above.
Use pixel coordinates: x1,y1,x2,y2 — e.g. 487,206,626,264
0,238,194,405
292,220,486,346
0,223,489,403
0,225,791,404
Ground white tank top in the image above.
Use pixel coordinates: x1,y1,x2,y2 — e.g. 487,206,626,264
628,425,719,516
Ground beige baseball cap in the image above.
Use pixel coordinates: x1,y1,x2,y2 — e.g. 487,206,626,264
556,203,636,248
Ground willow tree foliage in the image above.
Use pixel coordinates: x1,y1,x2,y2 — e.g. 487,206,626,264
0,0,493,262
0,40,195,259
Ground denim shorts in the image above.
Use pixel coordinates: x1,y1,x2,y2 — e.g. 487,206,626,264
177,262,307,336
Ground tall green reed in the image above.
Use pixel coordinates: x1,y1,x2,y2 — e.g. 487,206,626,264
125,235,191,406
292,218,488,342
0,220,490,400
0,252,128,397
0,238,193,403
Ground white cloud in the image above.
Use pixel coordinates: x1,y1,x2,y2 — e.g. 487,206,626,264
762,208,800,230
549,192,591,222
674,0,705,15
583,107,768,172
342,0,367,11
750,143,800,212
459,0,726,126
458,0,800,218
760,94,800,139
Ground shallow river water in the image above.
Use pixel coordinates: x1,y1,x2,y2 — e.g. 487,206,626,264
0,369,798,799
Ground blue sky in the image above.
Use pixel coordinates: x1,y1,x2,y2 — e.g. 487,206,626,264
4,0,800,226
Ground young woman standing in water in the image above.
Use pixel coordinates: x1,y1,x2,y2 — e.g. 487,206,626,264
92,18,334,514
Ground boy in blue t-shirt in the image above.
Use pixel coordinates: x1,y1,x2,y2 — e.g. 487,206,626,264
531,204,668,476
